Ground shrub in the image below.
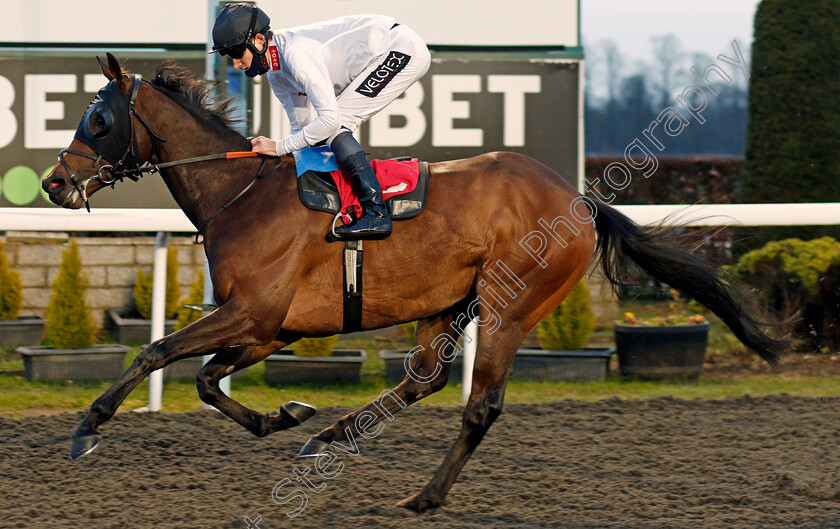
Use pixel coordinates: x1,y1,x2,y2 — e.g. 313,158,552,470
0,241,23,321
620,312,707,326
403,321,417,347
44,240,96,349
133,245,181,320
175,269,205,331
294,336,339,357
538,279,595,350
133,267,152,319
733,236,840,351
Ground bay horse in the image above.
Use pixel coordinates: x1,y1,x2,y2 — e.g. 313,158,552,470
43,54,784,513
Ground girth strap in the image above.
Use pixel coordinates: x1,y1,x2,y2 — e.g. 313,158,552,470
342,240,364,333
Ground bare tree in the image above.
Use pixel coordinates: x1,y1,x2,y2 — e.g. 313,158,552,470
651,34,684,108
582,36,598,107
602,39,624,111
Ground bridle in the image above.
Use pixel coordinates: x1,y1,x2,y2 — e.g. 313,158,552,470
57,74,278,242
57,75,162,211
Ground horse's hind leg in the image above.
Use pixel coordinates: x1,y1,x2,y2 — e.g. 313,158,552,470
396,308,523,513
196,336,317,437
297,301,470,456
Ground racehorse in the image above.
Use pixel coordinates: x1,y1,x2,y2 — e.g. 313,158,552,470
43,54,785,513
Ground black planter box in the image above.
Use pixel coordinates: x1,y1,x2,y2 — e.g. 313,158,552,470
379,349,463,387
0,316,45,346
107,308,176,344
265,349,366,385
614,323,710,380
135,344,250,381
162,355,207,381
513,347,615,382
162,356,249,381
16,344,132,381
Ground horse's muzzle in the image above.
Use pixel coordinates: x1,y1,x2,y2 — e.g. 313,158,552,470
42,174,83,209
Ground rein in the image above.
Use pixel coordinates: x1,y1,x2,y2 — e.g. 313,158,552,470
58,76,280,242
60,147,274,242
194,155,283,243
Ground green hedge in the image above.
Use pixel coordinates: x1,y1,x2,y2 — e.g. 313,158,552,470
737,0,840,252
586,157,741,205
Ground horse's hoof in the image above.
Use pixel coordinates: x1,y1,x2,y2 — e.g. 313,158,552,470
395,493,441,514
297,437,331,458
70,434,101,460
281,401,317,426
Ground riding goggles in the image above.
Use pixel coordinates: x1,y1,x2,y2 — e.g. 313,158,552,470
218,42,248,59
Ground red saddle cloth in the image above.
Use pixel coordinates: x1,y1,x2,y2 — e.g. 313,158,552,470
329,158,419,220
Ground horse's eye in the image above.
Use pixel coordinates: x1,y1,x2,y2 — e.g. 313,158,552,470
87,106,113,138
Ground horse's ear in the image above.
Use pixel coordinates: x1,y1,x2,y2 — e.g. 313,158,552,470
97,55,115,81
103,52,131,93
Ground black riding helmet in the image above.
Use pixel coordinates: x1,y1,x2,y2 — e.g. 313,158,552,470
211,3,270,59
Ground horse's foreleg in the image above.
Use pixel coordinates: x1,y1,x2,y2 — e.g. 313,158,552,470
396,318,522,513
70,301,273,459
196,336,317,437
297,303,469,457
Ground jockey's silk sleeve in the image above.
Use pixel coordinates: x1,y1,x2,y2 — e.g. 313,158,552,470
266,14,397,154
275,46,341,155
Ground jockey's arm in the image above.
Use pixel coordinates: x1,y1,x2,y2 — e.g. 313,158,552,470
273,48,340,156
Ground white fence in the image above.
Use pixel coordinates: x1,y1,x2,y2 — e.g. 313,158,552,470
3,203,840,232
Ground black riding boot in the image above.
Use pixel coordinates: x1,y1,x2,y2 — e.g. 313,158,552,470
329,131,392,240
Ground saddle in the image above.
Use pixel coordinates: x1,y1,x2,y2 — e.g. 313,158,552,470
293,146,429,220
291,146,430,334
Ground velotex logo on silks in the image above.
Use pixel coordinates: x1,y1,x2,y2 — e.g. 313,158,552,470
355,51,411,98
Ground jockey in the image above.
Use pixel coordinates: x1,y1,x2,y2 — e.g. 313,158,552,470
211,3,431,241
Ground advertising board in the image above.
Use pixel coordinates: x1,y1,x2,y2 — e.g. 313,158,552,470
0,51,580,209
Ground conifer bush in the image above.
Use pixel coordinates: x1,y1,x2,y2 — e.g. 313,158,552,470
538,279,595,350
133,245,181,319
133,267,152,319
0,241,23,321
44,240,96,349
175,270,205,330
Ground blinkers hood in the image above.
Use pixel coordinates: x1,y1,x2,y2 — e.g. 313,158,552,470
74,75,142,168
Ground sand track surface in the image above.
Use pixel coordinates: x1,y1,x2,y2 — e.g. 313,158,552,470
1,395,838,528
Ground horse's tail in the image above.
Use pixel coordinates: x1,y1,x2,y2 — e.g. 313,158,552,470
589,200,786,366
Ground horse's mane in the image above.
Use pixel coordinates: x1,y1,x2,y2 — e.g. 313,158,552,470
151,61,241,133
